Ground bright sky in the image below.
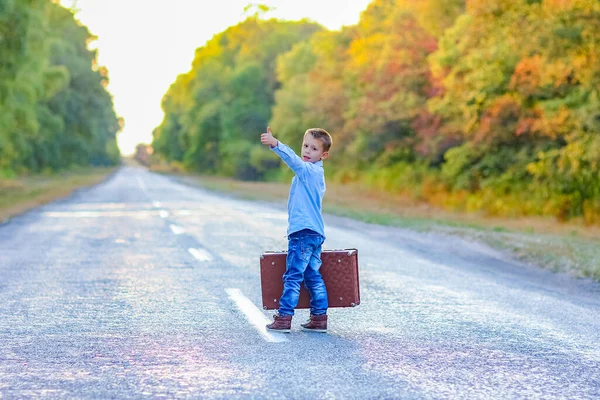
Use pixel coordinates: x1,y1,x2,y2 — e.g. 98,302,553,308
59,0,373,155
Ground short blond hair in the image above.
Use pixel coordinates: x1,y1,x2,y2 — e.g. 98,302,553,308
305,128,332,152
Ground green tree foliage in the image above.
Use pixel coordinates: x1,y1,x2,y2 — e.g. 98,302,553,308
0,0,120,177
270,29,352,160
154,0,600,223
153,16,321,179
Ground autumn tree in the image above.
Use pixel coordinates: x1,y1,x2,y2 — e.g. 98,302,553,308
431,0,600,219
153,15,321,179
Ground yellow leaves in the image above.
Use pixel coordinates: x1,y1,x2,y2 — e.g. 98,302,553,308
542,0,600,15
571,52,598,88
583,199,600,225
408,0,465,38
537,106,575,140
347,33,387,70
526,152,545,177
466,0,515,19
527,131,590,184
556,142,582,174
356,0,396,35
542,0,574,13
544,60,576,88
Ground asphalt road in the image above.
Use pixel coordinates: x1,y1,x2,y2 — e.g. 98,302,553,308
1,166,599,399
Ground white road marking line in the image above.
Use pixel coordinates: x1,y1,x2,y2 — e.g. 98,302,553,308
159,210,169,218
136,177,148,193
188,248,213,262
225,288,289,343
70,203,129,210
170,224,185,235
44,211,156,218
153,201,162,208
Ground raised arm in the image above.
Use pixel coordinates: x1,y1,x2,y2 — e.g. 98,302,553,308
261,126,307,176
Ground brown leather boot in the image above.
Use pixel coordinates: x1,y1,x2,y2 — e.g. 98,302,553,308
266,313,292,333
300,314,327,333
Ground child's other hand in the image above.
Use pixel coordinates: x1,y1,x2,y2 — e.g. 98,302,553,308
261,126,278,147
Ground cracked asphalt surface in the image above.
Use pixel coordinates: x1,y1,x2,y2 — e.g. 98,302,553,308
1,166,599,399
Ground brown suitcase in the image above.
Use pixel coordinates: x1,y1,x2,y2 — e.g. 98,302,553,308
260,248,360,310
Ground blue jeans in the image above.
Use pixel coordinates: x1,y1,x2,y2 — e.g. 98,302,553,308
278,229,328,316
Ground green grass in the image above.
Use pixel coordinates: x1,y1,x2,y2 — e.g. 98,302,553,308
170,173,600,283
0,166,118,222
471,232,600,281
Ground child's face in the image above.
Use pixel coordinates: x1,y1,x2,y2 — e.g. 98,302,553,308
301,134,329,163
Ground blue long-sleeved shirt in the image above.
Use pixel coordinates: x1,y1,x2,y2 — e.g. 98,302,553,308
271,141,326,238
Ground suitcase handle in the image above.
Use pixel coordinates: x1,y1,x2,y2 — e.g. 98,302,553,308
261,248,357,258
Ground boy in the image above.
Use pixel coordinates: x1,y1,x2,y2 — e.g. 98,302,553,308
260,126,332,333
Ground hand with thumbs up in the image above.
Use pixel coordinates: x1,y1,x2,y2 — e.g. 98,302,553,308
261,126,278,148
